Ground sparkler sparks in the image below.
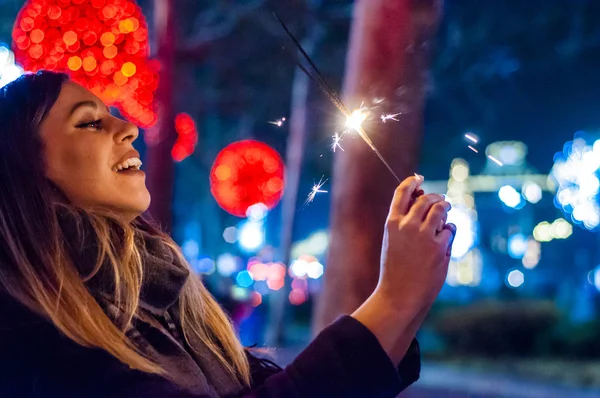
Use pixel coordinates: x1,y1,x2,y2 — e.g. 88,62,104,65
269,117,286,127
331,132,344,152
381,113,401,123
305,178,328,205
465,133,479,144
487,155,504,166
274,11,402,183
345,105,369,133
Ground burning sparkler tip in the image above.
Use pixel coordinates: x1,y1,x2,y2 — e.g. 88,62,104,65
345,107,368,132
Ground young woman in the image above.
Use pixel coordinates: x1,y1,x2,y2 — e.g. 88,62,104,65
0,71,455,398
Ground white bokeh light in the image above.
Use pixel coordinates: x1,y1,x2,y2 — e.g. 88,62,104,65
446,205,477,260
507,269,525,288
0,46,24,89
246,203,269,221
238,220,265,252
523,182,542,204
508,233,527,259
551,134,600,231
498,185,523,208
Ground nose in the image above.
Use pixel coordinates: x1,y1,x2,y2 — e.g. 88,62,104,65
114,120,139,144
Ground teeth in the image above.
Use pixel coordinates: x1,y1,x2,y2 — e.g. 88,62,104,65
114,157,142,172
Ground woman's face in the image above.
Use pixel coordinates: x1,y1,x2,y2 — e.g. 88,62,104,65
40,81,150,220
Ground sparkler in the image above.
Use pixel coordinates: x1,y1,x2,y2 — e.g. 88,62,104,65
381,113,401,123
273,11,402,183
331,132,344,152
305,177,328,205
269,117,286,127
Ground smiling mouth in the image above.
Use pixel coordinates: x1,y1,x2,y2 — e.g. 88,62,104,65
113,157,143,173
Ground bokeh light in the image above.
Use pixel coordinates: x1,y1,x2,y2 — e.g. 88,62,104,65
551,133,600,231
507,233,527,259
522,181,543,204
498,185,524,209
506,269,525,288
236,270,254,288
210,140,285,217
533,218,573,242
216,253,240,277
12,0,159,128
290,255,324,280
446,205,477,260
222,226,238,243
0,45,24,88
172,113,198,162
238,220,265,252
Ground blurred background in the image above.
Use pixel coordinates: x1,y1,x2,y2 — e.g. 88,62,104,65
2,0,600,396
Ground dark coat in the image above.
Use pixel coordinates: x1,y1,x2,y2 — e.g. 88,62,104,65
0,291,420,398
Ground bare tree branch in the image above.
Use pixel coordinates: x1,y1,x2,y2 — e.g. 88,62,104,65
177,0,265,59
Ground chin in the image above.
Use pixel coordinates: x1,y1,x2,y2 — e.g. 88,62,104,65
121,192,151,220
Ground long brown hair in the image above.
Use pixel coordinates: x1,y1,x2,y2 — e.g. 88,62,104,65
0,71,250,384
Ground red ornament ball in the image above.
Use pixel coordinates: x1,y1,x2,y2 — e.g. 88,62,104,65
12,0,158,128
210,140,285,218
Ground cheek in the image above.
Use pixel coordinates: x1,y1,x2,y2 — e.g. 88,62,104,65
47,138,102,177
45,140,109,200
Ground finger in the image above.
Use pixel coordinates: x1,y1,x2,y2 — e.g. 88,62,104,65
389,176,424,217
408,193,446,221
409,189,425,209
445,223,457,237
423,201,451,232
437,216,447,234
438,223,457,256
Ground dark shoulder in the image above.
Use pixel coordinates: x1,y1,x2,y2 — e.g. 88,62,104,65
0,290,49,348
246,350,282,389
0,291,162,397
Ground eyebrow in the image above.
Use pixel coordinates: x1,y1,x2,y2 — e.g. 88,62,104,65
69,101,110,117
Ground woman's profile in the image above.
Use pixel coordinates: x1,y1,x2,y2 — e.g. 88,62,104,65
0,71,455,397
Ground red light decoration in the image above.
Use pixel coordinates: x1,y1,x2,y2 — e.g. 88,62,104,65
172,113,198,162
210,140,285,218
12,0,159,128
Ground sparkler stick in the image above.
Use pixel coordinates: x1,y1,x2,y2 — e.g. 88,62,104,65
273,11,402,183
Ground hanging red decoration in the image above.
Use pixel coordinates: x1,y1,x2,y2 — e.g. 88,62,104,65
210,140,285,218
172,113,198,162
12,0,159,128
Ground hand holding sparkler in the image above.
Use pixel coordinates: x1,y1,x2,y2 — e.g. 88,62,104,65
352,175,455,365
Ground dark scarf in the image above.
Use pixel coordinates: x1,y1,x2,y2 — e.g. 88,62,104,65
58,210,245,397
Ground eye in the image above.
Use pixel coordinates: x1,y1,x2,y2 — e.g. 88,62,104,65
76,120,102,130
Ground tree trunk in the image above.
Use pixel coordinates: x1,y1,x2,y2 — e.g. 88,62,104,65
146,0,177,231
313,0,442,334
